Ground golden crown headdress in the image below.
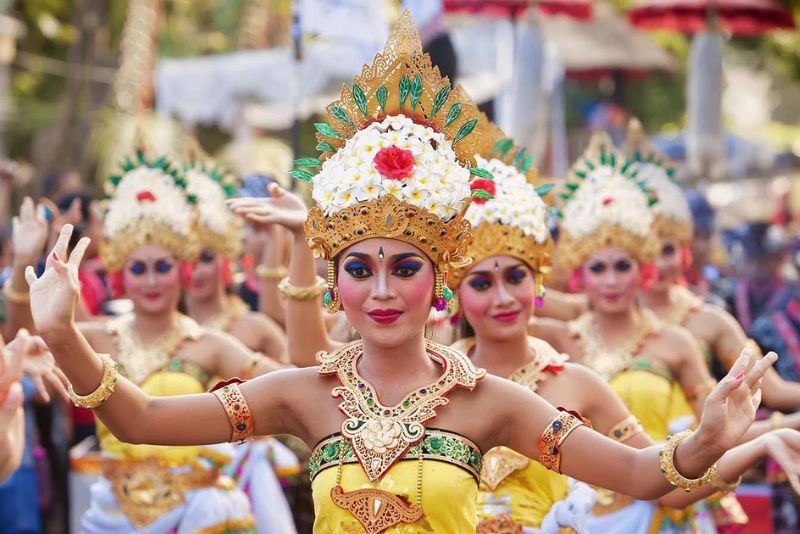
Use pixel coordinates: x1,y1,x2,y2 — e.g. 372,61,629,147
623,119,692,244
182,137,243,259
556,131,659,272
291,11,493,312
100,137,199,272
449,114,554,308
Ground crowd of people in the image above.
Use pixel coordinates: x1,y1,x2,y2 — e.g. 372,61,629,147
2,12,800,534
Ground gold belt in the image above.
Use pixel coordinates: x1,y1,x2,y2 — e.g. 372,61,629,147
102,457,219,529
476,514,523,533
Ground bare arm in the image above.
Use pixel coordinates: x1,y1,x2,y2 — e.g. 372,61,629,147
228,185,339,367
499,350,772,501
536,289,587,321
709,305,800,410
0,382,23,483
206,329,284,380
257,225,289,328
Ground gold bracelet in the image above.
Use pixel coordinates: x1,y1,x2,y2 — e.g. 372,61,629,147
278,276,327,301
608,415,644,443
770,411,784,430
659,430,712,491
537,408,589,473
702,463,742,493
255,264,288,281
211,381,254,444
3,282,30,304
68,353,119,409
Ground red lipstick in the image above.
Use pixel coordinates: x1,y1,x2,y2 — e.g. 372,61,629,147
492,310,520,323
368,309,403,324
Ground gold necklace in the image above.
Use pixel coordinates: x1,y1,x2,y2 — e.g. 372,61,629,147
108,314,204,384
569,310,658,380
202,295,249,332
317,339,485,532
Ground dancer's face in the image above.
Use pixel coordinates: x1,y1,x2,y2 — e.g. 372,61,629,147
188,248,223,300
652,236,681,291
123,244,182,315
337,238,434,348
582,247,640,314
459,255,534,342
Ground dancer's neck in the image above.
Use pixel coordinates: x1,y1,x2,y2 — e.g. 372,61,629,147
593,305,640,343
359,333,439,405
471,332,530,378
185,285,227,326
131,308,181,342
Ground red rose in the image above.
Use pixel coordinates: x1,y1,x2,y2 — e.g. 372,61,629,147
137,191,157,203
470,178,496,205
373,146,415,180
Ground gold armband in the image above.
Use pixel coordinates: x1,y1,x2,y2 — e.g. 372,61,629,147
538,408,589,473
68,353,119,409
239,353,262,380
608,415,644,443
278,276,327,301
659,430,713,491
686,379,716,403
255,264,288,281
3,282,29,304
212,381,254,444
703,463,742,493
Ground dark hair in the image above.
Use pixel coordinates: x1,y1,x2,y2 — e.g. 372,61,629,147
55,190,96,250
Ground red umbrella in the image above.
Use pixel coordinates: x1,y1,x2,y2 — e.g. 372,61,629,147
628,0,795,36
444,0,593,20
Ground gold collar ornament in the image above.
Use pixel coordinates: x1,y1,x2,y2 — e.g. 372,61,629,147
569,310,660,380
107,313,204,384
318,339,485,481
317,339,484,533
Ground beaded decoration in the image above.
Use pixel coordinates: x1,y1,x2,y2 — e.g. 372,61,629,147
317,339,485,481
537,408,590,473
607,414,644,443
211,381,254,444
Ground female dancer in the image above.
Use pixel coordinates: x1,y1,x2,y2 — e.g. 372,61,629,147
28,14,776,533
529,133,793,532
182,149,288,362
450,121,800,533
21,145,285,532
626,123,800,411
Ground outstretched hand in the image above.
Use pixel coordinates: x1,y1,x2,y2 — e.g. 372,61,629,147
24,224,91,337
697,349,777,453
226,183,308,235
0,329,69,403
762,429,800,495
11,197,49,262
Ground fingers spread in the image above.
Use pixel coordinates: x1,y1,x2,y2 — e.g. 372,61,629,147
68,237,92,269
745,352,777,389
52,224,74,265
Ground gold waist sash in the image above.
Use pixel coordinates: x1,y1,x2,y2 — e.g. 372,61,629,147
101,456,221,529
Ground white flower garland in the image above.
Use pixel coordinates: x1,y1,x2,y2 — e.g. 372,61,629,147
311,114,470,221
104,166,194,239
637,163,691,224
561,166,653,240
467,155,549,243
185,168,238,238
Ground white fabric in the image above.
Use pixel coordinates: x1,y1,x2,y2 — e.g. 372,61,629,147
235,439,298,534
539,479,597,534
80,475,253,534
300,0,388,57
586,500,657,534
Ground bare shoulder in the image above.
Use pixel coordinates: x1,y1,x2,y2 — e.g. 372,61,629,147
529,317,570,348
698,303,741,333
238,311,283,333
77,321,115,352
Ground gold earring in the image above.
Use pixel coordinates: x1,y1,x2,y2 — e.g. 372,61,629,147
534,272,545,308
323,260,342,313
433,268,454,312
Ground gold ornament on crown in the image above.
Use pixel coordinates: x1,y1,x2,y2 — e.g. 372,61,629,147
100,137,200,272
450,115,553,293
556,131,660,272
182,136,243,259
300,11,483,274
623,119,692,245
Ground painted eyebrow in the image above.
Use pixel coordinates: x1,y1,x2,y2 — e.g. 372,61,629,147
344,252,424,263
466,262,526,277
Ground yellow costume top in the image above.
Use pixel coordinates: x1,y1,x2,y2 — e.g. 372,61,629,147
453,337,577,530
309,430,482,533
96,314,213,463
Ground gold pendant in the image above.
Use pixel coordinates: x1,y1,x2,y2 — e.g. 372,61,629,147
330,485,423,534
480,447,530,491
